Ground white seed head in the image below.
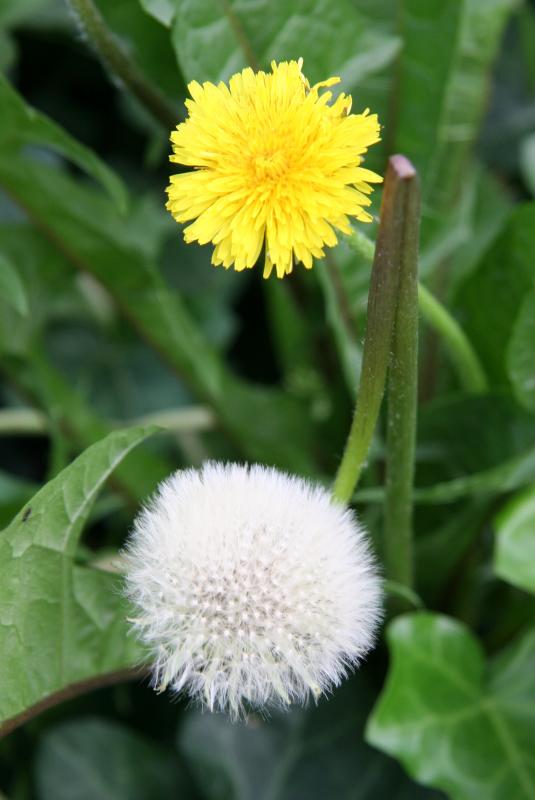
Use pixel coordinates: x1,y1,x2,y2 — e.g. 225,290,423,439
124,462,382,717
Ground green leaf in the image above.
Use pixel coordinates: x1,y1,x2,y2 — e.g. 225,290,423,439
358,446,535,506
315,243,368,396
3,347,173,503
455,203,535,386
96,0,184,102
36,718,186,800
0,425,157,733
394,0,514,237
520,133,535,197
415,499,491,601
0,0,50,26
138,0,175,27
0,225,174,503
367,612,535,800
170,0,400,95
179,675,440,800
507,287,535,411
0,74,127,212
0,154,317,472
0,254,28,315
358,395,535,504
495,486,535,594
0,470,37,528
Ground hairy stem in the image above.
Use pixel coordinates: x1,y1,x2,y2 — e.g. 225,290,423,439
332,157,414,504
383,156,420,596
66,0,178,130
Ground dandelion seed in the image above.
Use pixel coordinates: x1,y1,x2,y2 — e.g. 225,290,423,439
124,462,382,718
166,59,382,278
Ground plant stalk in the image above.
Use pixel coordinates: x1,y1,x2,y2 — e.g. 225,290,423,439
66,0,179,131
383,156,420,594
332,157,415,504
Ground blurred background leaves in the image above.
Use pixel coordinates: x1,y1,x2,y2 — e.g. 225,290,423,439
1,0,535,798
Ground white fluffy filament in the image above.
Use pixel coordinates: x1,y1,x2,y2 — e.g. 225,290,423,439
124,462,382,717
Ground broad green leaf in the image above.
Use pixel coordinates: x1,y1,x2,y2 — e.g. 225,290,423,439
96,0,184,103
520,133,535,197
358,396,535,504
138,0,175,27
0,0,49,26
507,287,535,411
0,74,127,212
367,612,535,800
495,486,535,594
0,425,157,733
0,470,37,528
0,26,16,72
179,674,440,800
416,499,491,601
264,278,332,424
316,241,369,395
170,0,400,97
394,0,514,244
36,718,187,800
0,154,317,472
455,202,535,386
2,347,173,503
0,225,174,503
446,167,512,290
0,254,28,315
357,445,535,506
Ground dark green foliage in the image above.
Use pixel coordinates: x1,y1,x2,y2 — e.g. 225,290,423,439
0,1,534,798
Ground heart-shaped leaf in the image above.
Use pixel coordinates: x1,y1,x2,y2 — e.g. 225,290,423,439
495,486,535,594
367,612,535,800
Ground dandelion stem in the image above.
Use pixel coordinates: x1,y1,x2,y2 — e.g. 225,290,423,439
332,157,414,504
66,0,179,130
348,229,488,394
383,156,420,596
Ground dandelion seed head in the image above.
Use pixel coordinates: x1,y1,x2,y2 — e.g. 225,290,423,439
124,462,382,717
166,59,382,278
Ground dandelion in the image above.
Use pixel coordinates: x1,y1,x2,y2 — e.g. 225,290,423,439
166,59,382,278
124,462,382,718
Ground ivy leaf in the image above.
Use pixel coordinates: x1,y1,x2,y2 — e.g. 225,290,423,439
0,425,158,735
179,674,441,799
494,486,535,594
36,717,187,800
366,612,535,800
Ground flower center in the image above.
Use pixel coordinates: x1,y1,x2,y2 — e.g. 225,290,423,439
252,150,289,182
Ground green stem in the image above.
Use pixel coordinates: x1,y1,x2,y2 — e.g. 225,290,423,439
332,157,414,504
384,156,420,594
348,229,488,395
66,0,179,130
417,283,488,393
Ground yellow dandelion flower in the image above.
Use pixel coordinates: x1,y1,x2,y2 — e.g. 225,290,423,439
166,59,382,279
